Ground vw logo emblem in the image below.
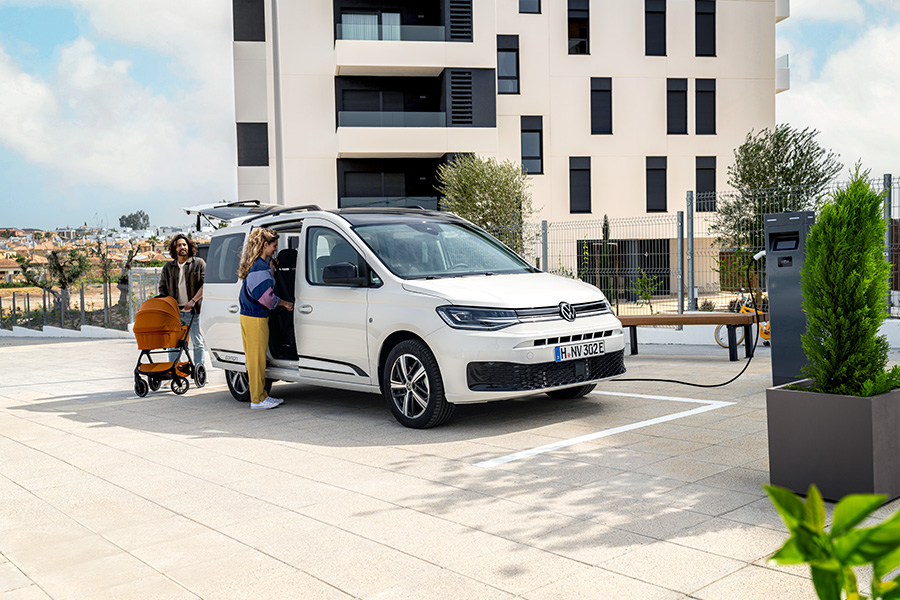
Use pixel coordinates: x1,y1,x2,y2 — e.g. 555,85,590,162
559,302,576,322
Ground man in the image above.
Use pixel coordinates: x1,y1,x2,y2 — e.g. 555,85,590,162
159,233,206,366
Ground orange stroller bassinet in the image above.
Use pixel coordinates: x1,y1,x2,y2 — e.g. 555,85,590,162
132,296,206,396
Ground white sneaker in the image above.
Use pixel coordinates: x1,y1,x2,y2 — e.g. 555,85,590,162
250,397,282,410
264,396,284,407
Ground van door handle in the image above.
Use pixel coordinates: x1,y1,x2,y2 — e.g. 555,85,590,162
228,305,239,313
298,304,313,314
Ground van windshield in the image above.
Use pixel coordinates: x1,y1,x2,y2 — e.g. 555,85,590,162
352,221,536,279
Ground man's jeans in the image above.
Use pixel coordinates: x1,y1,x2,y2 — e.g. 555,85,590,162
168,312,206,366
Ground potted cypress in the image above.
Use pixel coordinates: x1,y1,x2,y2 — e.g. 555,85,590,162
766,168,900,502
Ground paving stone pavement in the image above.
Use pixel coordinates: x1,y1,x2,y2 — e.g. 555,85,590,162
1,337,896,599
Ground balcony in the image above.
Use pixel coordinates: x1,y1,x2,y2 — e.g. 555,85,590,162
336,23,446,42
776,54,790,93
776,0,790,22
338,196,440,210
338,111,447,128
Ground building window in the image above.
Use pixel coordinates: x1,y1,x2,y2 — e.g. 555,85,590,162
519,0,540,13
645,0,666,56
696,156,716,212
646,157,667,212
590,78,612,135
521,116,543,175
497,35,520,95
236,123,268,167
233,0,265,42
696,79,716,135
696,0,716,56
568,0,589,55
667,79,687,135
569,157,591,213
339,11,401,40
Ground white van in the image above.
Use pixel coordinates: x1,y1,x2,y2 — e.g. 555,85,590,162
194,203,626,428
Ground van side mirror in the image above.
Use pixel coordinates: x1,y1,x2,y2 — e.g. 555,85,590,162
322,262,367,286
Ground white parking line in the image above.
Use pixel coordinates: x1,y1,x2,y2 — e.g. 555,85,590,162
474,391,735,469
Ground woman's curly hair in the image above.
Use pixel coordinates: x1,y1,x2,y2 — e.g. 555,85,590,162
238,228,278,279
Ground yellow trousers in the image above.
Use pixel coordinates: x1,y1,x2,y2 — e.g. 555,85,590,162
240,315,269,404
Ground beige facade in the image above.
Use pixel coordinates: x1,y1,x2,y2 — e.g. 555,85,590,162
232,0,787,219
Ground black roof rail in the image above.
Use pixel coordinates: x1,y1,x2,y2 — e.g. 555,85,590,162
244,204,322,224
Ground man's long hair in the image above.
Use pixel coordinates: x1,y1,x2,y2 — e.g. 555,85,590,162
238,228,278,279
168,234,197,259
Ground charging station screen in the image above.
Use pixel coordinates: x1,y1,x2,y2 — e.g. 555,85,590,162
771,236,799,251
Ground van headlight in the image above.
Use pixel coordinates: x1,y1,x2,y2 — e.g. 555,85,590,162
436,306,519,330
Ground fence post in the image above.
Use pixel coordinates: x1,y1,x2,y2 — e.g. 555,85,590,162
43,289,47,328
541,220,548,272
0,295,3,329
886,174,894,312
59,289,63,328
81,282,86,328
103,281,109,327
677,211,684,316
128,268,135,325
25,293,30,329
11,292,16,328
686,191,696,310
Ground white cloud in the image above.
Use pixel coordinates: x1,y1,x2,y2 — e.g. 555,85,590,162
777,23,900,178
0,0,236,208
790,0,866,22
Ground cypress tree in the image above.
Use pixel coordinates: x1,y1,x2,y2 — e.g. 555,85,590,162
801,168,890,395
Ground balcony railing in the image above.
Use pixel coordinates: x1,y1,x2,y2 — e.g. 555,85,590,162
339,196,440,210
338,111,447,128
336,24,446,42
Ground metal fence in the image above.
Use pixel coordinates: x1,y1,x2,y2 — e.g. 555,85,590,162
488,174,899,317
0,282,130,331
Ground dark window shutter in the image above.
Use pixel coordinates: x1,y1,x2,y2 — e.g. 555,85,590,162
696,79,716,135
236,123,268,167
449,70,474,125
696,156,716,211
569,157,591,213
666,79,687,135
448,0,473,42
646,156,667,212
233,0,265,42
695,0,716,56
590,78,612,135
645,0,666,56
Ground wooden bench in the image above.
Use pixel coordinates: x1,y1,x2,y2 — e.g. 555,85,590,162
618,312,768,361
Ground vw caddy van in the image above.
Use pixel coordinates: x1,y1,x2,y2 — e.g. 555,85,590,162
193,202,626,428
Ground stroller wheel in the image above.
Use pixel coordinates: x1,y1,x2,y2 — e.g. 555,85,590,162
194,364,207,388
171,376,190,395
134,379,149,397
148,377,162,392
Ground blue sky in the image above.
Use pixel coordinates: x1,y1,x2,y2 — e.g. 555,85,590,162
0,0,897,231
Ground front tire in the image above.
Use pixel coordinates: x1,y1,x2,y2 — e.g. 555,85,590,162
383,340,454,429
546,384,596,400
225,369,272,402
194,364,207,388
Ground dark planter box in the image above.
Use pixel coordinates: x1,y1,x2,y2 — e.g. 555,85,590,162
767,380,900,502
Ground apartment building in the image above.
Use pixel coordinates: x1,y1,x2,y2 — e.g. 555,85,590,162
230,0,789,220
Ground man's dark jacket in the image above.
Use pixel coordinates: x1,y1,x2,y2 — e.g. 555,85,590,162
159,256,205,311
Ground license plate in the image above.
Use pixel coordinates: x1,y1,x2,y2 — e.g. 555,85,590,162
555,340,604,362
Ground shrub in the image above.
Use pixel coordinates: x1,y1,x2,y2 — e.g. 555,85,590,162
801,168,890,396
699,299,715,312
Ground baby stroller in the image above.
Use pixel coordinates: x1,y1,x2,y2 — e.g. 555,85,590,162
132,296,207,397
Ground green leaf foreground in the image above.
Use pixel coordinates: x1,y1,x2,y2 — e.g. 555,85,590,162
765,484,900,599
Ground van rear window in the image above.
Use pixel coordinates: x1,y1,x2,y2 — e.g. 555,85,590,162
206,233,245,283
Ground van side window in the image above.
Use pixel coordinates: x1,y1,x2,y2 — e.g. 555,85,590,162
307,227,361,285
206,233,245,283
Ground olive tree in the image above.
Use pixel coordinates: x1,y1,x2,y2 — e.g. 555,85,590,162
436,154,534,254
15,249,90,311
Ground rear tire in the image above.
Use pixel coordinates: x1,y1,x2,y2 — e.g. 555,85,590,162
134,379,148,397
148,377,161,392
383,340,454,429
225,369,272,402
194,364,207,388
546,384,596,400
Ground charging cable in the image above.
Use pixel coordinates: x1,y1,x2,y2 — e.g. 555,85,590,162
609,250,766,388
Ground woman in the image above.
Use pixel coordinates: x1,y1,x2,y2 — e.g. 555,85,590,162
237,228,294,409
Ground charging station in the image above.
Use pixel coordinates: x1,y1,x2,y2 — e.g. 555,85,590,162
764,211,815,386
